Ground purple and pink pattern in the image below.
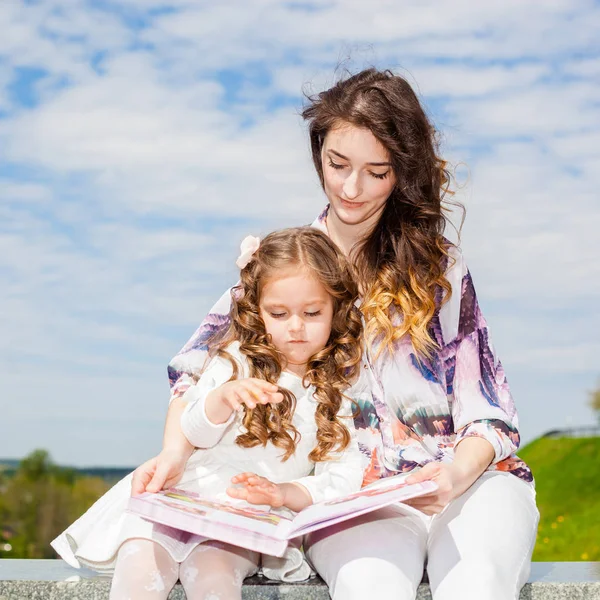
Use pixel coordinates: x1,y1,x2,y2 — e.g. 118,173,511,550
168,207,532,485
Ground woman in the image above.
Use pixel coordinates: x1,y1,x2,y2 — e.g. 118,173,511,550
132,68,539,600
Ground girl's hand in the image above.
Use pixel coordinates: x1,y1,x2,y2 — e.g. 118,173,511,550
131,448,189,496
404,462,461,515
206,378,284,424
218,378,284,411
227,472,286,508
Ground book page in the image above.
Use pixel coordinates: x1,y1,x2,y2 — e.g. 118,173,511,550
141,489,292,536
288,474,437,537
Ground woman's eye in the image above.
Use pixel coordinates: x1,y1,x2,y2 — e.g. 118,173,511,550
270,313,286,319
328,159,345,170
305,311,321,317
370,171,389,180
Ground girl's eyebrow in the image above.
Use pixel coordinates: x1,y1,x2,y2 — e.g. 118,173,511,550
328,148,391,167
263,299,327,308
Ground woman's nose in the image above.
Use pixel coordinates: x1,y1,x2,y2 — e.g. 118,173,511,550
342,171,361,200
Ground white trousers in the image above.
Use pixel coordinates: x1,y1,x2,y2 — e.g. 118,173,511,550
304,472,539,600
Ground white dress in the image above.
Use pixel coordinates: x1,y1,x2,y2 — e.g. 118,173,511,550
51,341,366,581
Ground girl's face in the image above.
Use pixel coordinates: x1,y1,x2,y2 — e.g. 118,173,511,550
259,268,334,377
321,123,396,230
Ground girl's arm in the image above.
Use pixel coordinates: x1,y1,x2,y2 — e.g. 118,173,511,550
228,474,314,512
181,352,283,448
228,399,364,509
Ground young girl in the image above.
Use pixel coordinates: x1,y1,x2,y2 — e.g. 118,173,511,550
51,227,367,599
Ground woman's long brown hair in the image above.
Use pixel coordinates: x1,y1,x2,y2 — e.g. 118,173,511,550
213,227,363,462
303,68,464,357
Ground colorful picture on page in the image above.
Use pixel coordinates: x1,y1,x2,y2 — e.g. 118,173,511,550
322,480,410,506
162,490,286,526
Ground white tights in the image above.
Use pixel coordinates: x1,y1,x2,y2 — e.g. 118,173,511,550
109,539,259,600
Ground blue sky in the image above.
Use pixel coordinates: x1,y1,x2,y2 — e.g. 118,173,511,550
1,0,599,467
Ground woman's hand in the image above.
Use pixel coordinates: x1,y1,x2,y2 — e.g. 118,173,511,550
404,437,495,515
404,462,462,515
205,378,284,424
130,448,190,496
227,472,286,508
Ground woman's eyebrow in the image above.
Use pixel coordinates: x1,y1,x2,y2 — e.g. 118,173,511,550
328,148,392,167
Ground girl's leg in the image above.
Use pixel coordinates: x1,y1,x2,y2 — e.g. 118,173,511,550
179,540,260,600
427,472,539,600
109,539,179,600
304,504,428,600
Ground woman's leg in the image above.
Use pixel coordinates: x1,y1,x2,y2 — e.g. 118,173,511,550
109,539,180,600
427,472,539,600
304,504,428,600
179,540,260,600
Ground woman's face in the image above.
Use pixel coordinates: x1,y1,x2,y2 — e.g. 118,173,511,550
321,123,396,229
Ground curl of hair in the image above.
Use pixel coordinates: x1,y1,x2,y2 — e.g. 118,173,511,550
211,228,363,461
302,68,464,357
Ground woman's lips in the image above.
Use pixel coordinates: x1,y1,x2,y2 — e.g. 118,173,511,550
340,198,365,209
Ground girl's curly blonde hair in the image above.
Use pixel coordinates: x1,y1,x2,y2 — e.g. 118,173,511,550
212,227,363,462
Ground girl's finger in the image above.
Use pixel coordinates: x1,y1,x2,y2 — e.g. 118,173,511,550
266,391,284,404
226,486,248,500
236,388,257,409
224,393,242,412
243,382,270,403
249,379,280,393
231,472,255,484
245,476,266,486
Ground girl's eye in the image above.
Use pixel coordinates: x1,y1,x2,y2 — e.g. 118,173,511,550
370,171,389,180
305,311,321,317
270,313,286,319
328,158,345,170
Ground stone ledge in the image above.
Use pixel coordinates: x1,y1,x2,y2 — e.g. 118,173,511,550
0,560,599,599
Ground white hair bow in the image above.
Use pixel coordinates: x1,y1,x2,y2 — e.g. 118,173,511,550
235,235,260,269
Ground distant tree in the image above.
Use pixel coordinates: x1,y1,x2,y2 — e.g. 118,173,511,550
18,449,53,481
0,449,110,559
589,379,600,424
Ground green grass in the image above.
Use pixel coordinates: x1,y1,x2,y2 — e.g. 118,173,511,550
518,436,600,561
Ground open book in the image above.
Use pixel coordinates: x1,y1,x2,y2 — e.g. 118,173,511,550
128,474,437,556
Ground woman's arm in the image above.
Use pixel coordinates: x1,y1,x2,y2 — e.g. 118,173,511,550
442,249,521,463
131,289,235,495
131,397,195,495
404,250,518,514
405,436,494,515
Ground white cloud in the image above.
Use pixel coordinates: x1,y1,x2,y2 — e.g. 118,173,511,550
1,0,598,464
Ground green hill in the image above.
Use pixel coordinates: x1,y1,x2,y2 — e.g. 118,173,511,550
518,436,600,561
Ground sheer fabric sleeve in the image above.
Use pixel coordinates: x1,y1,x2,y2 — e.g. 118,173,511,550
440,248,521,464
167,288,234,404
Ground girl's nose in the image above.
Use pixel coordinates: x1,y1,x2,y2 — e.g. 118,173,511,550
288,315,305,332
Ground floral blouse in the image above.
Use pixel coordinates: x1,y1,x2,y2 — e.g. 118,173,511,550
167,207,533,486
